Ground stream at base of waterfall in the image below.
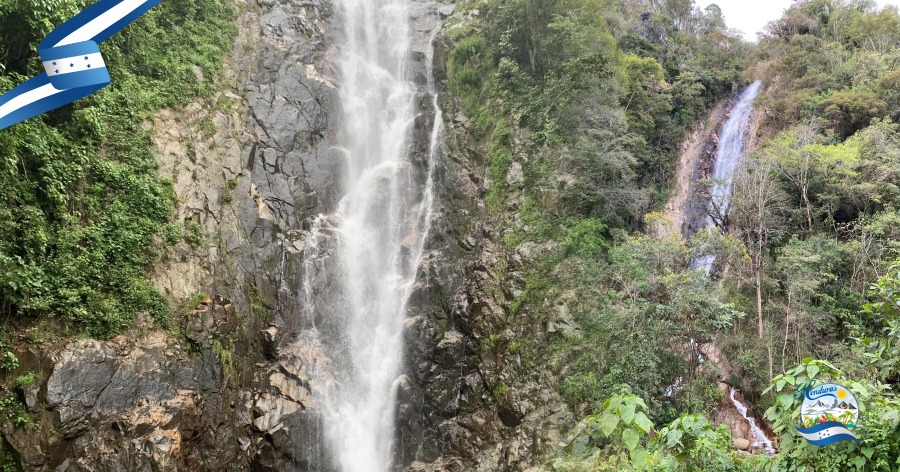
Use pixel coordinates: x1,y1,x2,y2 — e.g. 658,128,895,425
729,388,776,454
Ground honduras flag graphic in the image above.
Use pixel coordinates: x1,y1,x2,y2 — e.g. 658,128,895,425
0,0,161,131
796,421,859,447
796,382,861,446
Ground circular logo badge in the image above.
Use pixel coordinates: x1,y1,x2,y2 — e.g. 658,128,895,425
795,382,860,446
800,383,859,429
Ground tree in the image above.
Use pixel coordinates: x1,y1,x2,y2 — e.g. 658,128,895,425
877,70,900,121
818,90,887,139
702,4,726,33
845,5,900,53
766,128,818,232
732,153,789,379
775,236,842,369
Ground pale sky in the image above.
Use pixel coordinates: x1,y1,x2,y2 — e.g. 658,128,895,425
696,0,900,41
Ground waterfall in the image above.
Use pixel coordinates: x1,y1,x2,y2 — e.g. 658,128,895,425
297,1,441,470
691,81,762,274
729,387,776,454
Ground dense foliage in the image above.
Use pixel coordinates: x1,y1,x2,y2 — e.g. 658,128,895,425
447,0,751,421
448,0,750,226
552,266,900,471
447,0,900,469
0,0,236,335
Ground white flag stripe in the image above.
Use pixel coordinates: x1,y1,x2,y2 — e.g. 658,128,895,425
43,53,106,77
0,84,61,120
797,424,856,441
55,0,149,47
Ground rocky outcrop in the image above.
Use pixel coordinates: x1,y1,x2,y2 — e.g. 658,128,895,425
2,310,230,472
676,101,730,240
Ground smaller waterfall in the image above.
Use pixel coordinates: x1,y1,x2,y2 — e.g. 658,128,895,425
729,387,775,454
691,81,762,273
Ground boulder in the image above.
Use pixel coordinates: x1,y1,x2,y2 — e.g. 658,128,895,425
733,438,751,450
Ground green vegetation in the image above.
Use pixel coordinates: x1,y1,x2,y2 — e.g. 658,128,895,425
212,337,235,380
13,373,35,391
0,352,17,372
0,396,33,431
553,270,900,470
0,0,236,336
447,0,900,469
449,0,749,225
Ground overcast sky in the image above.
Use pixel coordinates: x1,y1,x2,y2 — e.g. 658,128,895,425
695,0,900,41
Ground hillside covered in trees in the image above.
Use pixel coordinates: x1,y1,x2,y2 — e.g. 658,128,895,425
445,0,900,469
0,0,899,470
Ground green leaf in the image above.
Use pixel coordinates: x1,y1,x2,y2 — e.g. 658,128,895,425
779,394,795,407
862,447,875,459
634,412,654,433
630,446,648,471
609,395,623,412
666,429,683,448
807,365,820,378
599,412,619,437
620,404,636,424
776,378,786,392
622,427,640,451
850,455,866,468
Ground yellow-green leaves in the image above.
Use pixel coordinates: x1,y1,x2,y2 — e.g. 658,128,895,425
583,394,655,470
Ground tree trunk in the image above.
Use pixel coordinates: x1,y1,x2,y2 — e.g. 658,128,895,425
802,184,813,231
756,241,764,339
782,293,791,373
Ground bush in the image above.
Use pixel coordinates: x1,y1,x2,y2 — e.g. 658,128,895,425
818,90,887,138
0,0,235,336
13,373,35,390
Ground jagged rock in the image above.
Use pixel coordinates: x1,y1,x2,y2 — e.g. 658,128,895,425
252,393,301,433
28,333,216,470
506,161,524,185
700,342,734,381
547,302,580,336
46,340,119,433
260,325,279,360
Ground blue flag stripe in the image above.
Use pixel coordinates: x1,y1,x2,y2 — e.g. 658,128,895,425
40,0,161,49
0,0,160,131
796,421,853,434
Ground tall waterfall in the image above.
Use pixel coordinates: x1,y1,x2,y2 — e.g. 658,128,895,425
298,0,441,470
692,81,762,273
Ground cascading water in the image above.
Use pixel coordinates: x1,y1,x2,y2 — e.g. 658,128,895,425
691,81,762,273
297,1,441,470
729,387,776,454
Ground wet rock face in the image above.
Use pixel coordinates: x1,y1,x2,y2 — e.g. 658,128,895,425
151,0,342,309
391,6,576,469
16,331,215,472
244,0,343,219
